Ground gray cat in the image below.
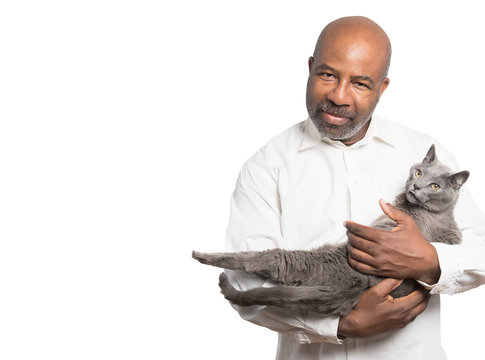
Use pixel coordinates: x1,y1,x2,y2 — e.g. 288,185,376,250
193,145,469,316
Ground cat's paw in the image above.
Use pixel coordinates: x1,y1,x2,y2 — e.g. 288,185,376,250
218,272,237,298
218,272,230,290
192,250,209,264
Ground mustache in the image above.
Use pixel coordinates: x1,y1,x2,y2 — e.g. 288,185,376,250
315,103,355,120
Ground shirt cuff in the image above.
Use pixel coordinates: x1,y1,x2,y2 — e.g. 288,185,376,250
295,314,343,345
416,279,436,290
429,243,460,295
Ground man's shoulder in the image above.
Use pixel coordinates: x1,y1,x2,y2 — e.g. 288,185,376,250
375,116,434,143
243,120,306,168
374,116,439,154
375,116,458,168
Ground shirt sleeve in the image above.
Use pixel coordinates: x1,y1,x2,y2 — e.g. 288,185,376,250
427,146,485,295
224,157,343,344
430,185,485,295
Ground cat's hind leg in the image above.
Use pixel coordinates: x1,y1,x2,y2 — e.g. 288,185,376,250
218,272,363,317
193,250,247,270
192,249,284,281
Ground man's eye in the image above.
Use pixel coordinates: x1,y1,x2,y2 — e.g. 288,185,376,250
319,72,335,79
355,82,369,89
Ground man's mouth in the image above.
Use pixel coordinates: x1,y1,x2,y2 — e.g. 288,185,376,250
322,112,350,126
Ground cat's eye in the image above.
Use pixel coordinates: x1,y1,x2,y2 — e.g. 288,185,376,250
430,183,441,190
415,170,423,178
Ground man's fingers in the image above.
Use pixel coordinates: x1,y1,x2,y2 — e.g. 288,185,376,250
344,200,411,238
347,232,377,255
378,199,410,226
347,232,387,276
407,292,430,320
344,220,383,242
347,245,377,266
394,288,430,326
378,199,397,220
347,240,379,269
348,256,380,276
394,287,429,308
372,278,404,298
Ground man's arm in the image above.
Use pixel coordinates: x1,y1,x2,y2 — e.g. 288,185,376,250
227,157,431,342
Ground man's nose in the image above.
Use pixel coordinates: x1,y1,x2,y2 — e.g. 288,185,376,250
327,81,351,106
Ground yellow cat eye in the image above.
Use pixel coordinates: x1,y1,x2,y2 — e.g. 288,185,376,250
431,183,441,190
415,170,423,178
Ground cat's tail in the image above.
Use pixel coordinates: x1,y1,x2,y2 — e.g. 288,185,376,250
192,250,247,270
218,272,361,317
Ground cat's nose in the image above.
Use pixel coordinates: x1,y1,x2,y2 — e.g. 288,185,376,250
413,183,420,190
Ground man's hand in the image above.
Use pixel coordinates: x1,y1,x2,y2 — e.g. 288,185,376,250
345,199,441,284
338,278,430,338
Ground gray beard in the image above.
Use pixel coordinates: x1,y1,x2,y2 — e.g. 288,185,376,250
308,112,369,141
306,102,364,141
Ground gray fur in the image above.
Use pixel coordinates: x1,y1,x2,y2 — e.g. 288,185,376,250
193,145,469,316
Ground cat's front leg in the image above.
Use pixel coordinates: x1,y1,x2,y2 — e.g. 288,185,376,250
432,229,462,245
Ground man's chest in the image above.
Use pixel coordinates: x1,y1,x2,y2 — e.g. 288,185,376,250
277,146,411,249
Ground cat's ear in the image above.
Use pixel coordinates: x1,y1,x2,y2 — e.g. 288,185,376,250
423,144,437,164
449,171,470,189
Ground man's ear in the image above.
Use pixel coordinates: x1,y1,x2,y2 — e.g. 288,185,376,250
378,77,390,97
308,56,314,73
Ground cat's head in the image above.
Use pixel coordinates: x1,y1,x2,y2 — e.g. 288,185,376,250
405,144,469,212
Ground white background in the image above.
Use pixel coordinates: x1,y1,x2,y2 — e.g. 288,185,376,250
1,0,484,359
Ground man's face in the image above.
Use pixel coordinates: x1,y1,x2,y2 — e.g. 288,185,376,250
306,34,389,145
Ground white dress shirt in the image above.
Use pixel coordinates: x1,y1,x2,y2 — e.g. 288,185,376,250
225,116,485,359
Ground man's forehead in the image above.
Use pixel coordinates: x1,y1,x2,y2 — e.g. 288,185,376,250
315,48,383,78
315,35,388,78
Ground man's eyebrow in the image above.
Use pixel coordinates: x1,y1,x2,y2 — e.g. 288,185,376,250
314,63,338,73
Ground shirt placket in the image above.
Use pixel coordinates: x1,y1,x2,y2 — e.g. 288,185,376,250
343,147,357,221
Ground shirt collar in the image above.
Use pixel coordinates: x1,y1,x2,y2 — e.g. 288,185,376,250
299,117,322,150
299,116,397,151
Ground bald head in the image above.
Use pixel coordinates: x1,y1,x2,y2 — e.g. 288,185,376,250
313,16,392,80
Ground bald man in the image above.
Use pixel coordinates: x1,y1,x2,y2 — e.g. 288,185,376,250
224,16,485,359
306,16,391,146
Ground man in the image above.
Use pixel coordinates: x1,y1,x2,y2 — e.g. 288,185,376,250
225,16,485,359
